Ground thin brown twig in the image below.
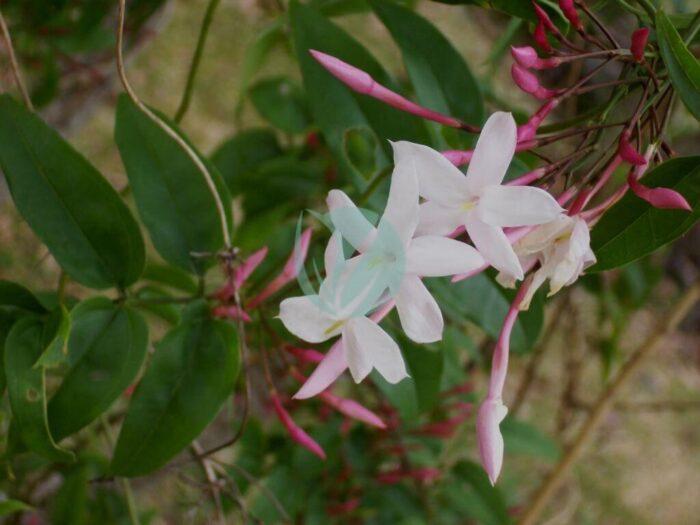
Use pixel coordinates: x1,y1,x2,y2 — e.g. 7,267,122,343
0,8,34,110
517,281,700,525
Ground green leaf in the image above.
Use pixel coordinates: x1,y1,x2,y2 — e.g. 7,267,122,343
211,128,284,196
290,0,431,189
249,77,312,134
429,273,543,354
370,0,483,148
5,317,75,462
110,301,239,476
343,126,381,180
132,285,182,325
115,95,232,274
142,263,198,294
0,280,47,313
401,335,444,412
47,298,148,441
0,95,145,289
431,0,567,29
34,305,71,369
657,11,700,121
501,418,560,461
0,310,20,395
0,499,33,517
591,156,700,271
452,460,511,525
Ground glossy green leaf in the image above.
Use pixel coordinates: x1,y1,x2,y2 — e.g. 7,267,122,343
591,156,700,271
0,499,33,517
34,305,71,369
141,262,198,294
0,94,145,289
452,461,511,525
115,95,232,274
110,301,239,476
0,310,20,394
0,280,47,313
290,0,431,189
5,317,75,462
249,77,312,134
132,285,182,325
344,126,380,181
371,0,483,148
401,335,444,412
657,11,700,121
429,273,543,354
48,298,148,441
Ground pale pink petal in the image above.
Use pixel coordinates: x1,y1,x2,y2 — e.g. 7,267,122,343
477,185,563,227
324,231,345,276
278,296,340,343
466,112,517,194
379,141,421,244
319,391,387,428
344,317,407,384
416,200,466,236
293,341,348,399
466,218,524,280
476,399,508,485
395,274,443,343
406,236,485,277
391,141,469,207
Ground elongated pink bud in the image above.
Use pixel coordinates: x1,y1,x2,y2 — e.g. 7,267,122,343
628,176,692,211
533,1,556,31
319,391,387,428
247,227,312,309
618,132,646,166
559,0,583,31
517,100,559,141
212,305,251,322
271,394,326,459
512,64,559,100
631,28,649,62
477,399,508,485
234,246,268,289
310,50,465,129
510,46,561,69
534,21,552,53
442,149,473,166
506,167,546,186
285,346,325,364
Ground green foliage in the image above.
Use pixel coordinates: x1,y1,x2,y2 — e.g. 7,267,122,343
0,280,47,313
110,301,239,476
0,95,145,289
249,77,312,134
48,298,149,441
591,157,700,271
115,95,232,274
657,11,700,121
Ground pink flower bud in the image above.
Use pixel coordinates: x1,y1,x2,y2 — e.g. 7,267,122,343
271,394,326,459
532,1,556,31
442,149,473,166
533,21,552,53
559,0,583,31
310,49,463,128
212,305,251,322
628,175,692,211
511,64,560,100
285,346,325,364
510,46,561,70
319,391,387,429
618,132,647,166
631,27,649,62
247,227,312,309
517,100,558,141
233,246,268,289
476,398,508,485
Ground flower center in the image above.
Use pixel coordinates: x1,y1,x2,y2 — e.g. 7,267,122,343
324,319,346,335
461,198,478,211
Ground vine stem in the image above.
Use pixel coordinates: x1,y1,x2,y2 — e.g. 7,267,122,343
174,0,221,123
116,0,231,248
517,281,700,525
0,8,34,110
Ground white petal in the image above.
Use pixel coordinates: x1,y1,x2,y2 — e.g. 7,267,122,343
343,317,408,384
466,218,524,280
395,274,444,343
294,341,347,399
406,236,485,277
515,215,573,255
416,200,466,236
466,112,517,194
327,189,377,252
324,231,345,276
391,141,469,207
278,296,340,343
380,142,420,245
477,185,564,227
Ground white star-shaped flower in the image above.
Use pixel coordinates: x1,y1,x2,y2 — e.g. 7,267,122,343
409,112,564,280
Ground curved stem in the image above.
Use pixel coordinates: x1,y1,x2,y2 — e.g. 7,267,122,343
0,8,34,110
116,0,231,248
517,281,700,525
174,0,221,123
